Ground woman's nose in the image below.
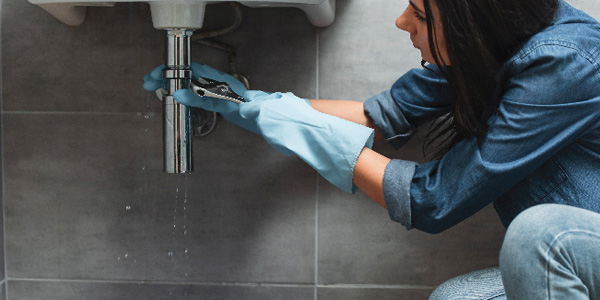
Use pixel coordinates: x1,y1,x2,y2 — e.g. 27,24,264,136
395,8,413,33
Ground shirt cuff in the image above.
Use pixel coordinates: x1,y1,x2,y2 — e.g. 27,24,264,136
383,159,418,229
364,90,416,149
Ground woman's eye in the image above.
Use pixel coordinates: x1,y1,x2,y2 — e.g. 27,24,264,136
414,11,426,22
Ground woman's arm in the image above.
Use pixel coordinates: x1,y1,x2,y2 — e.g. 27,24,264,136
353,147,391,208
309,99,390,208
304,68,456,229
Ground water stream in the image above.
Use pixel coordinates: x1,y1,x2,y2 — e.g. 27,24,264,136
169,173,192,278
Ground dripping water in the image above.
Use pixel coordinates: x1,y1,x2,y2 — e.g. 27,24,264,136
169,174,191,280
117,94,155,264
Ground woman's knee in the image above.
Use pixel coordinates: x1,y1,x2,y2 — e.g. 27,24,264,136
499,204,600,278
499,204,561,269
501,204,571,250
500,204,596,258
500,204,600,299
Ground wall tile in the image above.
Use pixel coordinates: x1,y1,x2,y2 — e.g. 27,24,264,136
317,181,506,286
7,280,313,300
2,0,163,113
318,0,421,101
4,113,316,283
2,1,317,113
318,287,433,300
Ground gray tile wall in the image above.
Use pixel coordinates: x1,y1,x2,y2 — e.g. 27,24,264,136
2,0,598,299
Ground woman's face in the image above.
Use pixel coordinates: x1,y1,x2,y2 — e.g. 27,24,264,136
396,0,449,65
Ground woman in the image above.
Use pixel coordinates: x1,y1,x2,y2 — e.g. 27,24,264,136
144,0,600,298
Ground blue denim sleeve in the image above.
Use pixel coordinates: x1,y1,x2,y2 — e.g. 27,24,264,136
382,160,418,229
364,66,454,149
406,43,600,233
363,66,453,229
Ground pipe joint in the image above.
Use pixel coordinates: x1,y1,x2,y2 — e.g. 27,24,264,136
163,69,193,80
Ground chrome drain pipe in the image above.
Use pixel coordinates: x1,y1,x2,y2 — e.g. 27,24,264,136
162,29,194,173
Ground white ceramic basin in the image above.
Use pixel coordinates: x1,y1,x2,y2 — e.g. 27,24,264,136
28,0,336,28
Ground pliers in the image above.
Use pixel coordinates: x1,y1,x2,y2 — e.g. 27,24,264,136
189,77,246,104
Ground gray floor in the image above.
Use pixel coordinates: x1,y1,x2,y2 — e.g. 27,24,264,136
2,0,598,299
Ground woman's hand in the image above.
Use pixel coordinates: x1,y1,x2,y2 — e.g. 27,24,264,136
142,63,260,134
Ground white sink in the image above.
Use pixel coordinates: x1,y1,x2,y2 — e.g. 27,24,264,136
28,0,336,28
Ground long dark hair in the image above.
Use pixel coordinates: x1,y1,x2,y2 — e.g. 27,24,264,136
422,0,559,160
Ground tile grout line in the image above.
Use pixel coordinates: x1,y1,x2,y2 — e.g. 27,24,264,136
6,278,314,287
314,27,321,300
5,277,436,290
0,1,8,296
2,111,143,116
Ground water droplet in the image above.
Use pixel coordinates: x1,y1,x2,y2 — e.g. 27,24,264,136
124,253,129,259
184,248,188,254
125,205,131,211
144,114,150,119
168,251,174,257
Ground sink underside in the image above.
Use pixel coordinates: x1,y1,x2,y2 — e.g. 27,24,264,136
27,0,336,28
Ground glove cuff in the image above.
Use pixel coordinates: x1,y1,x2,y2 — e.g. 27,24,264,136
321,116,375,193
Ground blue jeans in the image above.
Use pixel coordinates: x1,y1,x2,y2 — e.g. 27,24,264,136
429,204,600,300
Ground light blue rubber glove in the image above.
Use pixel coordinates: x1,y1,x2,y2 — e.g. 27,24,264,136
240,91,375,194
142,63,259,134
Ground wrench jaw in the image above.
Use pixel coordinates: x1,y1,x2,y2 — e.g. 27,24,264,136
189,77,246,104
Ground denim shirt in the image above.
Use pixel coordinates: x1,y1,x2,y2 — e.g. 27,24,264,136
364,0,600,234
